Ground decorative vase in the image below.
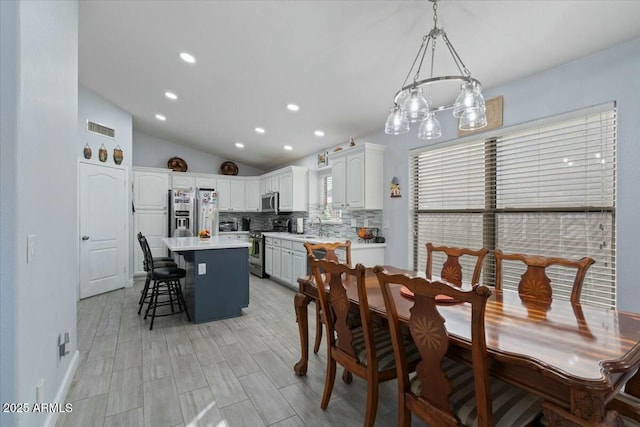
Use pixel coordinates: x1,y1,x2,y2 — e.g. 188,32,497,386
113,145,123,165
98,144,108,162
83,144,92,159
349,136,356,146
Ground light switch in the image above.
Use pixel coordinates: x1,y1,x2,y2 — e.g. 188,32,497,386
363,218,369,227
351,219,357,227
27,234,36,263
198,263,206,275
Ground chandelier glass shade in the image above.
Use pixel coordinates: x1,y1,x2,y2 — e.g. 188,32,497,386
384,0,487,139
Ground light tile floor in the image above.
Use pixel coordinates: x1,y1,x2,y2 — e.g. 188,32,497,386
56,275,428,427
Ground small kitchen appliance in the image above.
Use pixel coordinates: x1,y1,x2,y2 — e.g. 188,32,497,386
261,192,279,214
241,217,251,231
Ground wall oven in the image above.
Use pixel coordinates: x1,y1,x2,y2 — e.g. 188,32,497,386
261,192,279,214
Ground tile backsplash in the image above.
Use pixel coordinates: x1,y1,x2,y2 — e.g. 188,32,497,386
219,206,383,242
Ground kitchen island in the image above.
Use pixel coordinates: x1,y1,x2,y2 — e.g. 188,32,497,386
162,236,250,323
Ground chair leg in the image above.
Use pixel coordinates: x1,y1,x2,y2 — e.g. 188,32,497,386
321,354,337,410
137,274,151,315
342,368,353,384
313,302,322,354
149,280,161,330
364,379,379,427
174,281,191,322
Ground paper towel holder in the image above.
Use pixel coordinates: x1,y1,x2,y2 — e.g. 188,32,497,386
296,217,304,234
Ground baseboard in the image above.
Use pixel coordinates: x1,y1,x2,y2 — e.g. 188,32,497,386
44,350,79,427
127,278,135,287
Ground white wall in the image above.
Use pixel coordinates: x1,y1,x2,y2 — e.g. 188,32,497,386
366,38,640,312
0,2,80,427
133,131,264,176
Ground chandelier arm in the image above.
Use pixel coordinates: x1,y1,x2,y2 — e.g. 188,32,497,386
399,35,430,99
441,32,472,77
414,35,432,83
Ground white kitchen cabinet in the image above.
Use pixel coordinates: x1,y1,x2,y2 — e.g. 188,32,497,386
281,248,293,286
195,176,216,190
265,238,274,276
216,178,230,211
217,178,245,212
133,168,171,275
291,242,309,289
261,175,279,194
330,143,385,210
245,178,260,212
133,210,169,275
229,179,245,211
171,174,195,190
134,168,170,210
272,238,281,279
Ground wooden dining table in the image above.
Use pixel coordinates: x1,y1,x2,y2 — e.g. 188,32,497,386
293,266,640,426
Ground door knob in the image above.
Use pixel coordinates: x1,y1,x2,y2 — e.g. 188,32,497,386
82,235,90,241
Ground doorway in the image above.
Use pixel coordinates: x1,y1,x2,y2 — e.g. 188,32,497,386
79,162,128,298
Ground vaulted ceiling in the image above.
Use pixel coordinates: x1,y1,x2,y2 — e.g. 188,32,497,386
79,1,640,169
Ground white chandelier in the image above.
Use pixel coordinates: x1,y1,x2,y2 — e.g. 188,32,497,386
385,0,487,139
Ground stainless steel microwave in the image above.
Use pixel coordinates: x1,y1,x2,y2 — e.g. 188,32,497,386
261,192,279,214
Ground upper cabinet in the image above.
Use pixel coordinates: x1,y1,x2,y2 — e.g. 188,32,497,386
262,166,308,212
170,173,216,191
330,143,385,210
134,168,170,210
245,178,260,212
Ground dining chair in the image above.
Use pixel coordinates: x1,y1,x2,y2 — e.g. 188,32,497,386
304,240,353,354
139,234,190,329
426,243,489,286
308,257,419,427
373,266,542,427
136,232,177,314
494,249,595,305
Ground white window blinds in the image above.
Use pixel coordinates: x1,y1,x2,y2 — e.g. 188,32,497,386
410,105,616,308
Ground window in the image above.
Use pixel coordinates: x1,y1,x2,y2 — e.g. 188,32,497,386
319,172,342,222
410,104,616,308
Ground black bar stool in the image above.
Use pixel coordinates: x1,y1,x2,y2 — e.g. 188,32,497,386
138,234,190,330
136,232,177,314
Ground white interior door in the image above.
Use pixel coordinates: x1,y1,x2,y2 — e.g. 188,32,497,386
79,162,127,299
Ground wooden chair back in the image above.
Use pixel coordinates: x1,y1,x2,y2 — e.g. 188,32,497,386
494,249,595,305
304,240,352,267
374,266,493,427
426,243,488,286
308,257,370,359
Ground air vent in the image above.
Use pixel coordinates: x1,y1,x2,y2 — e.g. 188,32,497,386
86,120,115,138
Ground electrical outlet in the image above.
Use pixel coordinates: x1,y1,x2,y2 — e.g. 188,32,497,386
363,218,369,227
36,379,44,403
198,263,206,275
351,219,356,227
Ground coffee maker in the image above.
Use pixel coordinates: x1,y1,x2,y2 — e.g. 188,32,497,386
241,217,251,231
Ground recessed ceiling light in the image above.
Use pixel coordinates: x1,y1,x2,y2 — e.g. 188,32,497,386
284,145,293,151
314,130,325,137
179,52,196,64
165,91,178,100
155,114,166,121
235,142,245,148
255,127,265,134
286,104,299,111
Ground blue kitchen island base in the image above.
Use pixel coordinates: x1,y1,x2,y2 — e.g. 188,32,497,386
176,245,250,323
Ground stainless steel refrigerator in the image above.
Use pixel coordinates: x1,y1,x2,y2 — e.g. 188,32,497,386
168,189,195,237
195,188,219,236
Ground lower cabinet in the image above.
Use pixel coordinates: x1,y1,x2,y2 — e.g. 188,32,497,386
265,238,274,276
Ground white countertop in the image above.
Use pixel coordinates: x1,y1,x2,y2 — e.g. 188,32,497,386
218,231,249,235
261,232,386,249
162,236,251,251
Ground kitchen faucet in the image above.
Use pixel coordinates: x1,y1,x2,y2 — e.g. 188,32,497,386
313,216,325,237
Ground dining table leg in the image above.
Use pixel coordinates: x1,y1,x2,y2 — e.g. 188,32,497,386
542,395,624,426
294,292,312,376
